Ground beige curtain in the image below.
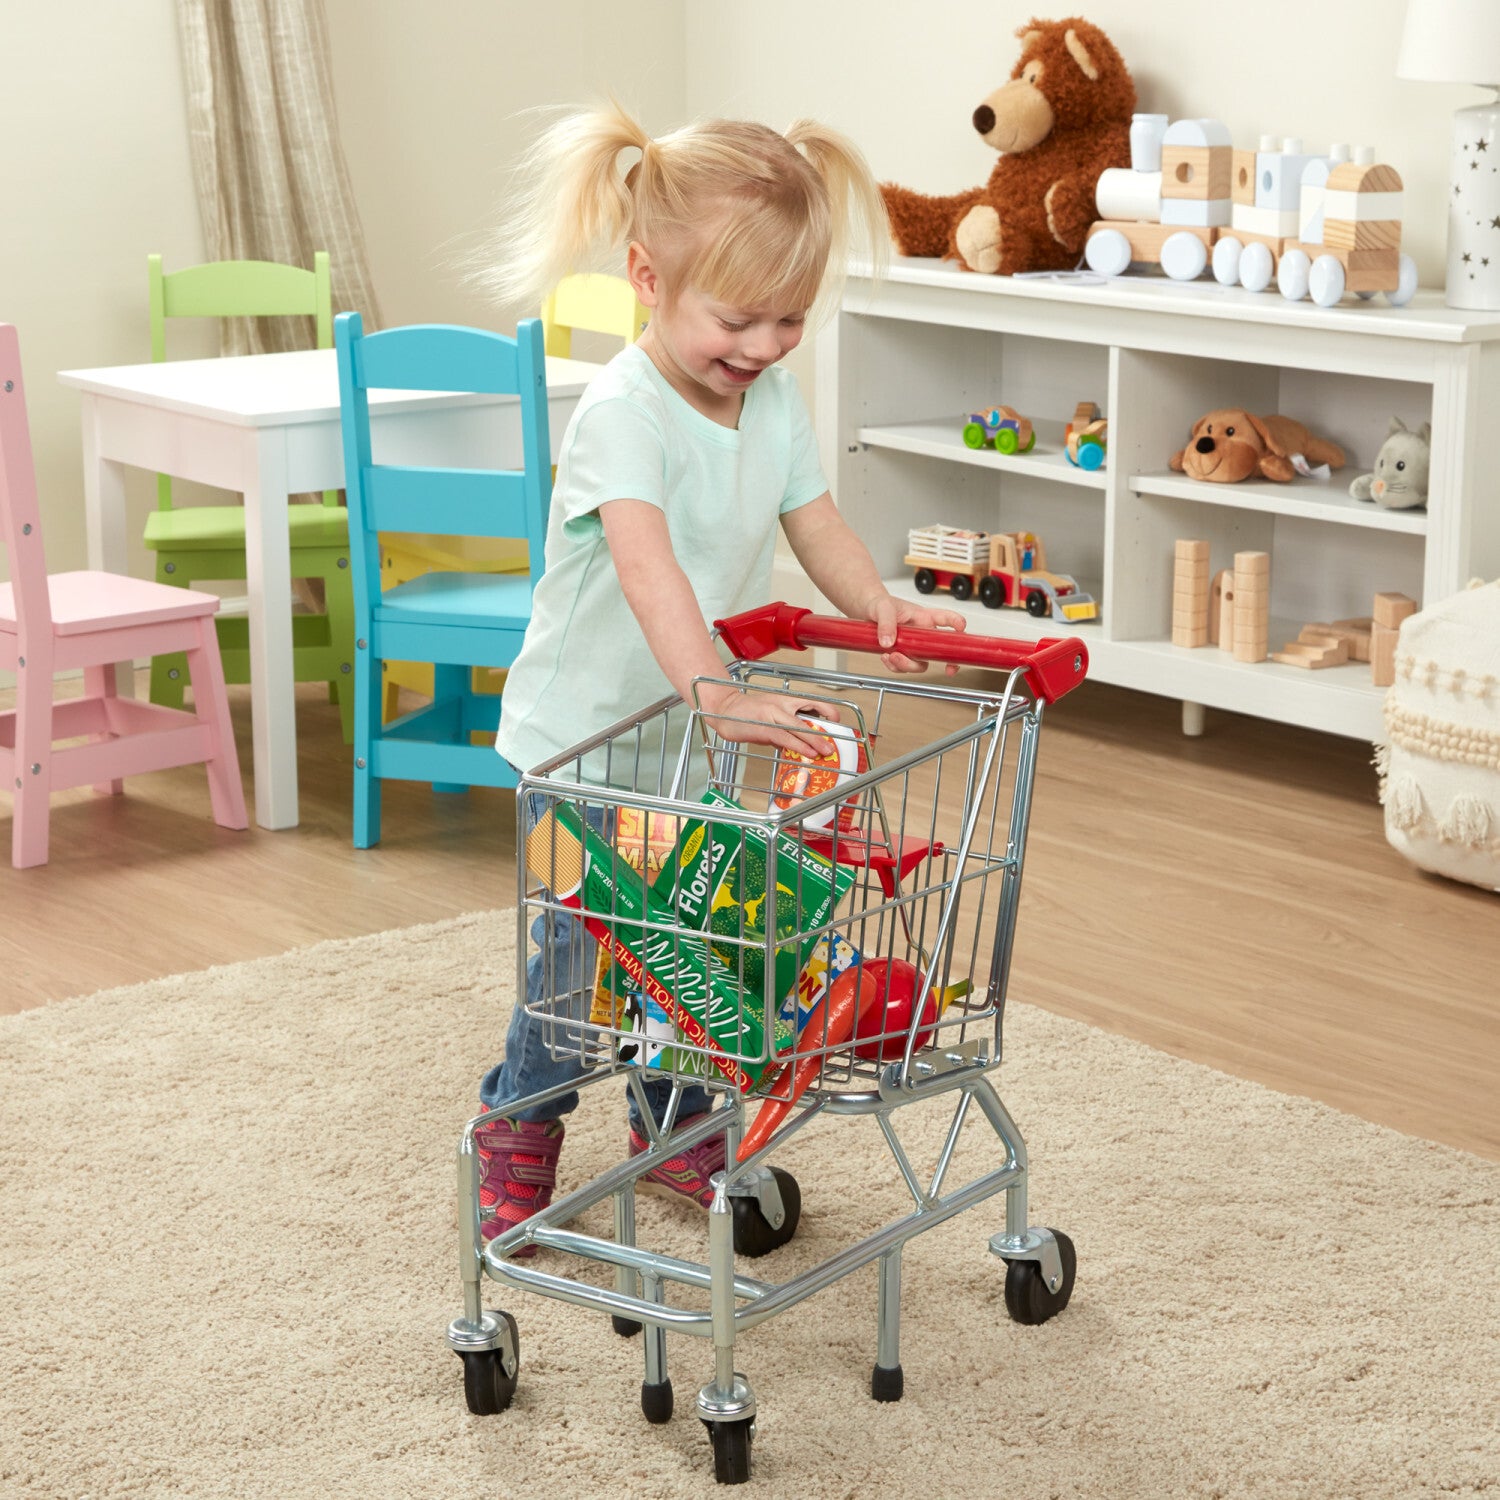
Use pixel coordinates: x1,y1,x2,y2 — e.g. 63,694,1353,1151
175,0,382,355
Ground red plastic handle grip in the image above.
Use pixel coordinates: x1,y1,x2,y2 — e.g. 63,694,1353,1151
714,603,1089,704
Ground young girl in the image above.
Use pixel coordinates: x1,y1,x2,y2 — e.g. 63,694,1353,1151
475,102,964,1249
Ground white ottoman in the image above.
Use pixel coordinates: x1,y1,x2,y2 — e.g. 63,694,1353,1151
1377,578,1500,893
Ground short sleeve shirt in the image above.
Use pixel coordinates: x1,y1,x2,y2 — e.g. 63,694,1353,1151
494,343,828,776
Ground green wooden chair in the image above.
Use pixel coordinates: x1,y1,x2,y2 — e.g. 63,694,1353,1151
144,252,355,743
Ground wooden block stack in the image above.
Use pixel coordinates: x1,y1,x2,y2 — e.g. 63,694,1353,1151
1210,568,1234,647
1232,551,1269,662
1271,617,1372,668
1371,591,1418,686
1172,539,1211,647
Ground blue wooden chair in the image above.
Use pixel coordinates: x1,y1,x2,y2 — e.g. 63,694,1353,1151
334,313,551,848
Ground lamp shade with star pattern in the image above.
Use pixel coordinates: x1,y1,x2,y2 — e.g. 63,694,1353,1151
1398,0,1500,308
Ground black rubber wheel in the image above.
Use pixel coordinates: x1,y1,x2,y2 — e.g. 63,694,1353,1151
978,575,1003,609
1002,1230,1077,1326
641,1378,674,1424
731,1167,801,1258
950,574,974,602
871,1363,904,1402
705,1416,754,1484
1025,589,1049,618
459,1312,519,1414
612,1314,642,1338
913,568,936,595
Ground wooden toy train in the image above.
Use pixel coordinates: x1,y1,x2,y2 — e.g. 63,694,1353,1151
1083,115,1418,309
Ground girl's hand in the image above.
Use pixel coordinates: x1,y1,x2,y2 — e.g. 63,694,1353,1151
699,683,839,759
864,592,967,675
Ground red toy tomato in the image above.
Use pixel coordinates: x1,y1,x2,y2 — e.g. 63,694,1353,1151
853,958,939,1060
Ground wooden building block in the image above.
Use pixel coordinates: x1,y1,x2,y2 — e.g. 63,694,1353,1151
1175,538,1210,562
1371,621,1399,686
1332,617,1373,662
1209,569,1232,646
1373,591,1418,628
1231,149,1256,205
1161,145,1232,201
1272,637,1349,669
1326,162,1403,195
1088,221,1215,263
1233,550,1270,576
1323,218,1402,252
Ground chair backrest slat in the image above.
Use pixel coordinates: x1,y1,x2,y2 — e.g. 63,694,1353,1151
540,272,647,360
361,466,531,539
334,313,552,629
351,324,525,396
0,325,53,636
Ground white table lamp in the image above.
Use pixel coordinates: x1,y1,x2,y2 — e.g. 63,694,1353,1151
1398,0,1500,309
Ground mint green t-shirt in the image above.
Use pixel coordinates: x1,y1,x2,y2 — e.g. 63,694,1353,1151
494,344,829,777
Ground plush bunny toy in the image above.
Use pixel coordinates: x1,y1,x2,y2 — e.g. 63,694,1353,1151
1350,417,1430,510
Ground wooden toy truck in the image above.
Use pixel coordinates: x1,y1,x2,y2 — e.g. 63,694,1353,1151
905,525,1098,622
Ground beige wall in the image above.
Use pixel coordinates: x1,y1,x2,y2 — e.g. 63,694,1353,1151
1,2,211,588
3,0,1481,587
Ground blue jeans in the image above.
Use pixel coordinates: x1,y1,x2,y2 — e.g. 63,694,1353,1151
479,794,713,1129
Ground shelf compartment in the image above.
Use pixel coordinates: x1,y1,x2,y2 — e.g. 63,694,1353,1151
859,417,1108,491
1128,470,1428,534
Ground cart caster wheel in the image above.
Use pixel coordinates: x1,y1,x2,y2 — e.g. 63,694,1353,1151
642,1377,674,1424
731,1167,801,1258
612,1314,642,1338
458,1311,519,1414
1003,1229,1076,1326
871,1363,904,1403
705,1416,754,1484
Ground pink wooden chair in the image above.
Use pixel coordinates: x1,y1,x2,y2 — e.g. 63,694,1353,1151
0,324,247,867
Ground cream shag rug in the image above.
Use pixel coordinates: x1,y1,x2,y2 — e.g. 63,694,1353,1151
1,912,1496,1499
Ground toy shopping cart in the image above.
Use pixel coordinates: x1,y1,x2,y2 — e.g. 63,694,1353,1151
447,603,1089,1484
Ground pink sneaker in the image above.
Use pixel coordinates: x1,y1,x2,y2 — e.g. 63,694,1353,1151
628,1115,725,1208
474,1116,565,1256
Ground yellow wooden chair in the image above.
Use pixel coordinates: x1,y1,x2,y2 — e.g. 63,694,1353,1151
379,273,647,717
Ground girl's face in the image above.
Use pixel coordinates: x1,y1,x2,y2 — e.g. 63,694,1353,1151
628,242,808,425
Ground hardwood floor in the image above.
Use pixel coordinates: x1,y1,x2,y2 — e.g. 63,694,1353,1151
3,668,1496,1160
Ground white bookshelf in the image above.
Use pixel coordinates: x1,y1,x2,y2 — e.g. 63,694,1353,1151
808,259,1500,739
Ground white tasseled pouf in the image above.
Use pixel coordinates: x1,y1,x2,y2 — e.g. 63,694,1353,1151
1377,578,1500,893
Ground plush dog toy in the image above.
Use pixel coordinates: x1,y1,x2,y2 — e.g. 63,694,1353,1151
1170,411,1347,484
880,17,1135,276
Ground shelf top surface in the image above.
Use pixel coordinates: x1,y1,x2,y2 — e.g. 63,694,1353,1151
847,258,1500,346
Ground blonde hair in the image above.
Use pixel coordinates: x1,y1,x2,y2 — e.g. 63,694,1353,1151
481,101,887,323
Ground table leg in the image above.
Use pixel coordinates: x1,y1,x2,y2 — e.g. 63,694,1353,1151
81,398,136,699
243,428,300,829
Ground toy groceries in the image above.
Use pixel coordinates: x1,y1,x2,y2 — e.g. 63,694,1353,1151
769,716,871,833
852,958,940,1061
906,524,1098,622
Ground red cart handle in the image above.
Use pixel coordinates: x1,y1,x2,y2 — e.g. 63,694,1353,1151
714,603,1089,704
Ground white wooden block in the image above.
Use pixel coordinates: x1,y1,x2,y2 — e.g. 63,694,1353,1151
1162,118,1233,148
1323,189,1405,223
1162,197,1232,228
1232,202,1301,239
1254,150,1319,212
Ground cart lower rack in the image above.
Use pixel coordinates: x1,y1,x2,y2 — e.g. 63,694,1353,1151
448,604,1088,1484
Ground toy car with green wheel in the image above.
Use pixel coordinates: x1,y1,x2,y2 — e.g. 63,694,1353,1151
962,405,1035,455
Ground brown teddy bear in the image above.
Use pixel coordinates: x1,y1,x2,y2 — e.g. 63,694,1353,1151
880,17,1136,276
1170,410,1347,484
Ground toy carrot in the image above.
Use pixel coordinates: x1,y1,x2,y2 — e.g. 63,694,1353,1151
737,965,877,1162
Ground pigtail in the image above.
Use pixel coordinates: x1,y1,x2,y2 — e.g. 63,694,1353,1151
784,120,889,313
478,100,650,311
